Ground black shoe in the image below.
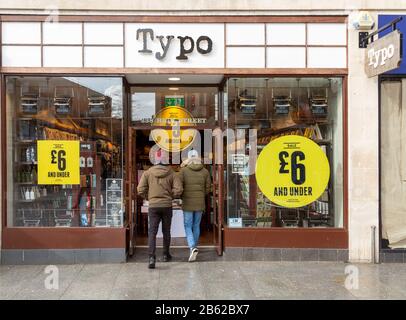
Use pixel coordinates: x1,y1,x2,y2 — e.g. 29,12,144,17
162,254,172,262
148,256,156,269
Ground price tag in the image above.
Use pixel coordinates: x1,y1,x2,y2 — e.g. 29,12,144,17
37,140,80,185
255,135,330,208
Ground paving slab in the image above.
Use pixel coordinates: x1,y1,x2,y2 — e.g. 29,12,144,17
1,261,406,300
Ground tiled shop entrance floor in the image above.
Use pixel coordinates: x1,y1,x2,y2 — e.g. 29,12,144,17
1,262,406,300
128,247,221,262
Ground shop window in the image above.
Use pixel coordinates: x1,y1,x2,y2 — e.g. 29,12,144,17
5,76,124,227
225,77,344,229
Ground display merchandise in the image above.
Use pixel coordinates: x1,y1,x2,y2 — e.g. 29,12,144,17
53,87,74,115
272,89,292,115
309,88,329,118
237,89,257,115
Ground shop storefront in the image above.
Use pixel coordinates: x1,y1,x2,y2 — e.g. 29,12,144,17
0,15,349,264
379,14,406,262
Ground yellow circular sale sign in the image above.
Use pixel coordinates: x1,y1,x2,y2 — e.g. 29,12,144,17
150,106,197,152
255,135,330,208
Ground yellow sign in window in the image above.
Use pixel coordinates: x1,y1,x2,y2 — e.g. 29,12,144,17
37,140,80,185
256,135,330,208
150,106,197,152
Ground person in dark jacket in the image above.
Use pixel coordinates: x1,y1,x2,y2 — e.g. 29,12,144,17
179,150,211,262
137,148,183,269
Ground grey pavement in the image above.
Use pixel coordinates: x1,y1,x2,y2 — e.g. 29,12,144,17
1,253,406,300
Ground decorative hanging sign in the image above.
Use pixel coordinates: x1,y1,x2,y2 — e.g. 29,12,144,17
365,30,402,77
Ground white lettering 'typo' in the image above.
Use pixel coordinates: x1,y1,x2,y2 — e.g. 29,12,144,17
368,44,395,68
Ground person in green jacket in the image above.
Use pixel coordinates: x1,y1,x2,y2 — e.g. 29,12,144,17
179,150,211,262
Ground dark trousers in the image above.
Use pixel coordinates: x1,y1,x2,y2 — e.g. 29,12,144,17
148,207,173,257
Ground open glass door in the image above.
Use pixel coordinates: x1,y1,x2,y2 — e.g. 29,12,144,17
126,127,137,256
212,162,224,255
212,85,226,256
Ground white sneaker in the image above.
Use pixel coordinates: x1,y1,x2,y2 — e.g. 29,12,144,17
188,248,198,262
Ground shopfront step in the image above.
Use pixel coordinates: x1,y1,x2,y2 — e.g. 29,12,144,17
223,248,350,262
128,247,221,263
0,248,126,265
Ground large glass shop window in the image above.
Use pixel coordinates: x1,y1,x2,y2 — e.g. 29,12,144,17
225,77,343,228
5,76,124,227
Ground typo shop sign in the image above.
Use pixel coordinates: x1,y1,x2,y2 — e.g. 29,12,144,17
136,28,213,60
125,24,224,68
365,30,402,77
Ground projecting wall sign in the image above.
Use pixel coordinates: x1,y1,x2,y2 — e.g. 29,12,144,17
365,30,402,77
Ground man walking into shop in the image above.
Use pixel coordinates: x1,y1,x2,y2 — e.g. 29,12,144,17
137,148,183,269
179,150,211,262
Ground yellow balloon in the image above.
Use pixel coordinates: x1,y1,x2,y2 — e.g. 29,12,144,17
255,135,330,208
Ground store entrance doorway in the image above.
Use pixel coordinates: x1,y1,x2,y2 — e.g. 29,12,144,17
125,77,225,259
127,128,224,259
130,129,216,246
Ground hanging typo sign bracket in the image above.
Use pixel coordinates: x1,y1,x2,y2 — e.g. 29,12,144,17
359,16,402,48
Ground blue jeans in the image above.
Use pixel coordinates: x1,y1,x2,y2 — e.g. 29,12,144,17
183,211,203,250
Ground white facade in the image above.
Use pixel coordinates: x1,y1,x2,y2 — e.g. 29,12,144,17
1,0,406,263
1,21,347,69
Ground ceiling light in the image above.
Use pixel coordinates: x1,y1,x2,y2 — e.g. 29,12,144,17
169,87,179,91
168,77,181,81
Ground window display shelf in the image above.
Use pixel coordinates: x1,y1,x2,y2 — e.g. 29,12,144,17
16,117,114,143
17,117,41,121
15,161,37,165
257,122,332,148
15,140,37,144
313,139,332,145
16,195,69,202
